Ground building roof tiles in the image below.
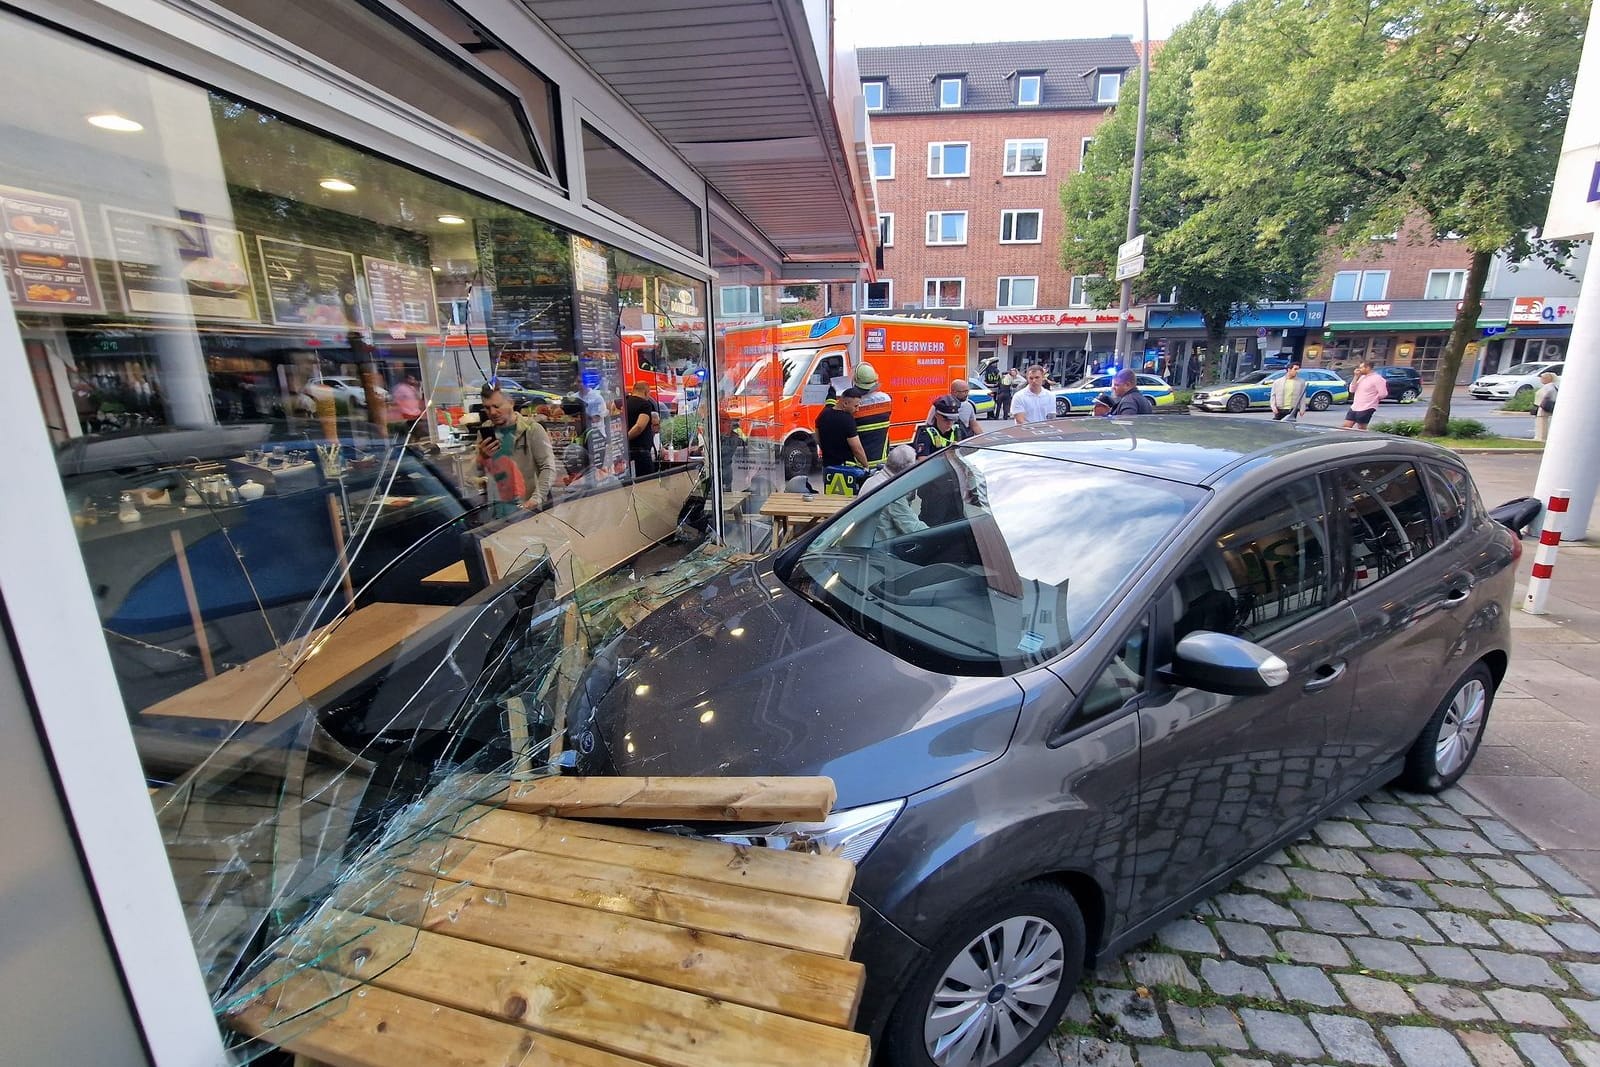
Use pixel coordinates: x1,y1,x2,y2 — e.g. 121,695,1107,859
857,39,1139,114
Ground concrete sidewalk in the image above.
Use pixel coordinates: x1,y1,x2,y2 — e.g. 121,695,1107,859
1459,452,1600,890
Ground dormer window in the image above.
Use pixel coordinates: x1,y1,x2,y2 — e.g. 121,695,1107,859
863,80,885,112
1017,74,1042,106
938,76,964,108
1096,71,1123,103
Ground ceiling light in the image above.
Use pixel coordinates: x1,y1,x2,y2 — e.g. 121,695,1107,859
319,178,357,193
86,113,143,133
436,214,467,225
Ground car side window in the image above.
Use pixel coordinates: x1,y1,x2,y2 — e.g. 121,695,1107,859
1422,464,1472,539
813,355,844,387
1336,462,1438,590
1171,477,1333,643
1077,618,1150,725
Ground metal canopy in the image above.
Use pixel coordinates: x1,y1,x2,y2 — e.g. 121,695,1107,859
519,0,874,273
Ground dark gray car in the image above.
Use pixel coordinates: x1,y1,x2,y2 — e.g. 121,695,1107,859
568,416,1515,1067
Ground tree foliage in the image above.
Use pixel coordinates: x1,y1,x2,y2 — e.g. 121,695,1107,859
1185,0,1587,432
1061,5,1321,378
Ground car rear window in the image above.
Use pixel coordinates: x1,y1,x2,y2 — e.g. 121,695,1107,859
778,449,1205,676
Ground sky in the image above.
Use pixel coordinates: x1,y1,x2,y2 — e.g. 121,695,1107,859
835,0,1219,48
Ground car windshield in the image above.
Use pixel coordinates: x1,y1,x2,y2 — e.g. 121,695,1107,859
1233,372,1273,385
1500,363,1547,375
776,448,1204,676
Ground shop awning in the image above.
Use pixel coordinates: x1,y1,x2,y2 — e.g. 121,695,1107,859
523,0,877,276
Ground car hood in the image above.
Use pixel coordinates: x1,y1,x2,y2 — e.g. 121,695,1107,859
1473,375,1523,385
569,560,1024,809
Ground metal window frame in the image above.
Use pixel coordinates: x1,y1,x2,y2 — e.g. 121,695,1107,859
863,79,885,111
927,140,971,178
872,143,897,179
998,275,1039,309
1096,71,1122,103
938,76,963,108
1017,74,1042,106
878,212,894,247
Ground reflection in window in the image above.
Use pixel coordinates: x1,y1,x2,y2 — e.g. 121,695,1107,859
1174,478,1332,643
1424,463,1471,538
1337,463,1437,589
1077,619,1148,725
582,123,703,254
782,449,1201,676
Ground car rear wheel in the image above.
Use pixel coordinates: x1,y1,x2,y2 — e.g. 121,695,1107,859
1400,387,1419,403
1226,393,1249,413
1516,384,1535,397
1056,398,1072,417
1401,662,1495,792
885,882,1084,1067
781,437,816,479
1309,391,1333,411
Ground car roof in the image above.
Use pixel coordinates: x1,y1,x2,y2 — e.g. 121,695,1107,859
965,414,1455,486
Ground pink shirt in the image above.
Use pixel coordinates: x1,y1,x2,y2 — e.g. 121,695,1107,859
1352,373,1388,412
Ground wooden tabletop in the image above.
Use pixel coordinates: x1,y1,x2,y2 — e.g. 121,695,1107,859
226,776,871,1067
758,491,852,522
141,601,453,722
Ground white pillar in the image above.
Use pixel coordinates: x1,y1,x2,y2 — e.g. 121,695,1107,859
1533,256,1600,540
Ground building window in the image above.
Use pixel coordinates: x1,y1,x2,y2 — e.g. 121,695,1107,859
1413,336,1447,377
1096,71,1122,103
878,213,894,247
1003,139,1047,175
719,285,762,316
871,144,895,179
863,80,885,111
928,142,970,177
1079,137,1094,171
1000,209,1042,244
939,76,964,108
998,276,1038,308
925,278,965,308
1332,270,1390,301
1425,269,1467,301
866,280,893,310
1070,274,1102,307
1017,74,1042,106
926,211,969,245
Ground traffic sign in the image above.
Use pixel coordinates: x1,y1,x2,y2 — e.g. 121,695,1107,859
1115,255,1145,281
1117,234,1146,263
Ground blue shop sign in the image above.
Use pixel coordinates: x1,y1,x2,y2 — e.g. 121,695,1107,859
1146,304,1313,330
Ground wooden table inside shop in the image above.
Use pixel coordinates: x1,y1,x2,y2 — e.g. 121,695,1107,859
759,491,850,545
228,775,871,1067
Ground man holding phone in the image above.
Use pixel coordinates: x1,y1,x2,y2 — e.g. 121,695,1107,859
477,385,558,517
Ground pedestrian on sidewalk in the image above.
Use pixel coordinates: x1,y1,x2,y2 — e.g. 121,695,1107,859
1104,369,1156,416
1012,365,1055,424
1341,361,1387,431
1533,371,1559,442
1271,364,1309,421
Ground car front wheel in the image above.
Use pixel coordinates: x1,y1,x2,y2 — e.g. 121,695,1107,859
1516,384,1535,397
1309,391,1333,411
1400,388,1419,403
1226,393,1249,413
1401,662,1496,792
885,882,1084,1067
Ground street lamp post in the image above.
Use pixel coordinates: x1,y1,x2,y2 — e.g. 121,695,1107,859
1114,0,1152,369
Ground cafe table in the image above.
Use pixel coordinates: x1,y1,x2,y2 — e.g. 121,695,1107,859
758,491,850,546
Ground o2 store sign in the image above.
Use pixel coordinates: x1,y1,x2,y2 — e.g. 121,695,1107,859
1510,296,1577,326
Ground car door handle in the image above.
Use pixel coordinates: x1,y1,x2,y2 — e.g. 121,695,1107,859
1303,661,1347,692
1443,585,1472,606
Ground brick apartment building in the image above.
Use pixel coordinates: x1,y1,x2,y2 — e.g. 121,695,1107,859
779,38,1578,385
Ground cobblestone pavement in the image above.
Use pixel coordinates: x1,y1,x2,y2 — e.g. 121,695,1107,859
1024,784,1600,1067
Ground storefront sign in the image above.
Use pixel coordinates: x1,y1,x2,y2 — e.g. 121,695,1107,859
1364,302,1392,319
981,307,1146,331
257,236,363,329
1510,296,1577,326
362,256,437,335
0,184,103,313
104,207,257,321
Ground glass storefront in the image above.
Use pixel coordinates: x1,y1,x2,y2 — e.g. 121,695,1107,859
4,10,721,1041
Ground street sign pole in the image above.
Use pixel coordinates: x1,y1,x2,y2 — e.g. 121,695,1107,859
1114,0,1151,368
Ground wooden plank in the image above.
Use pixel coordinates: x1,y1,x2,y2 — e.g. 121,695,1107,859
398,835,859,957
169,528,215,678
335,875,865,1028
454,807,855,903
228,963,648,1067
277,917,870,1067
421,560,469,584
492,775,836,822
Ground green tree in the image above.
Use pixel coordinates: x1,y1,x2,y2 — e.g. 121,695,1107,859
1062,5,1320,384
1185,0,1585,433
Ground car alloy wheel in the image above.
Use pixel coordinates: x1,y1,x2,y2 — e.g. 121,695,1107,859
1400,388,1419,403
1309,391,1333,411
1056,398,1072,417
1226,393,1249,413
1403,662,1495,792
889,883,1084,1067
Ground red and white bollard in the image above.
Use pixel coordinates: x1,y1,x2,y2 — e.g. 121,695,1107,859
1523,488,1571,615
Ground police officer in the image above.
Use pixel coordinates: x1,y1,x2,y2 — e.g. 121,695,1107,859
913,395,968,458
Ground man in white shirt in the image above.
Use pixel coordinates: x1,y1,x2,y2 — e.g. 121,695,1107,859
925,378,977,434
1012,365,1056,424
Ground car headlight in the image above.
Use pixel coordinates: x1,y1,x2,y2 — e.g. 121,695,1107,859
708,798,904,865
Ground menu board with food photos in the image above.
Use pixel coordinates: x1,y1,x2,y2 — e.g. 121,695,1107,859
102,207,258,322
362,255,437,335
257,236,363,330
0,184,103,313
473,218,575,392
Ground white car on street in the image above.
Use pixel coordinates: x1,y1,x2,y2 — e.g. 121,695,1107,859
1469,361,1563,401
297,375,388,412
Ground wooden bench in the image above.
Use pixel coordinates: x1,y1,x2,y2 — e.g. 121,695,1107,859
225,776,871,1067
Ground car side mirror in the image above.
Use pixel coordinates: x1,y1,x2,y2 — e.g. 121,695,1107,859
1159,631,1290,696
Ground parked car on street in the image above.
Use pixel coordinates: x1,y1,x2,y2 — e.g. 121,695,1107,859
967,378,997,419
1470,361,1564,401
1193,368,1350,412
1374,365,1424,403
1054,372,1177,415
296,375,388,413
567,416,1515,1067
463,376,564,414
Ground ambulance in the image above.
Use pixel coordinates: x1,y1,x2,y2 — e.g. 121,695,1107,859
720,315,971,477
